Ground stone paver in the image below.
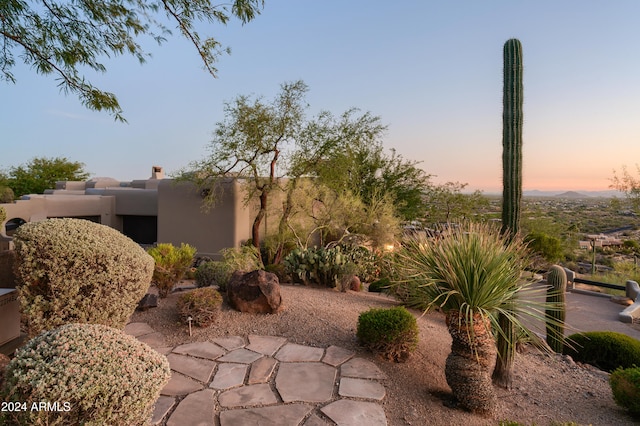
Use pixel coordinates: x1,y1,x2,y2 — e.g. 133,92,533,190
248,356,277,384
219,404,313,426
321,399,388,426
218,383,278,408
338,377,386,400
151,395,175,425
131,324,389,425
173,341,225,360
247,334,287,355
213,335,246,350
323,345,355,367
166,353,216,382
218,348,263,364
161,372,205,396
276,362,336,403
166,389,215,426
135,331,166,348
275,342,324,362
125,322,155,337
210,363,247,390
303,413,331,426
341,357,387,380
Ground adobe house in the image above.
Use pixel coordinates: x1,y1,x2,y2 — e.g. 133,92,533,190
0,167,253,260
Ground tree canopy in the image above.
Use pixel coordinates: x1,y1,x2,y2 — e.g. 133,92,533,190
611,165,640,211
1,0,264,121
0,157,90,198
184,80,431,251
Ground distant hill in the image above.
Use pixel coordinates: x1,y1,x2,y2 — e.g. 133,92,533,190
555,191,590,199
520,189,625,198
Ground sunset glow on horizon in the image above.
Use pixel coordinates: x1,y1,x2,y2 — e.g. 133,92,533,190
2,1,639,194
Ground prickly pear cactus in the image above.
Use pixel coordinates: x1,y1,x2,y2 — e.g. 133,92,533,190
546,265,567,353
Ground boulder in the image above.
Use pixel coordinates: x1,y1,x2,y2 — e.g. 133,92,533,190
227,270,282,314
137,293,158,311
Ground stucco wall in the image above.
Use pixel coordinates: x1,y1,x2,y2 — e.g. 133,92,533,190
157,179,252,258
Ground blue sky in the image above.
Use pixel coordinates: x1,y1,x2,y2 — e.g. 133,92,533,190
2,1,639,192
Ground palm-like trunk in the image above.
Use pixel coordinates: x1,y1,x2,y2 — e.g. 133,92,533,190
445,311,497,416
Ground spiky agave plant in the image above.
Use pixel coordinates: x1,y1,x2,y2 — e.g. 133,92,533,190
393,222,547,416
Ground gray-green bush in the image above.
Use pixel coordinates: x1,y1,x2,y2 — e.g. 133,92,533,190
13,218,154,337
0,323,170,426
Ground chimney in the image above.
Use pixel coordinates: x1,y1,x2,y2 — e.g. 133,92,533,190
151,166,164,180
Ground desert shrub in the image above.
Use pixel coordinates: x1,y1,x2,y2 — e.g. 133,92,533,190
610,366,640,415
0,323,170,426
221,245,264,271
265,263,289,283
177,287,223,327
13,218,154,337
368,277,391,293
357,306,418,362
197,261,233,291
564,331,640,372
147,243,197,298
0,206,5,225
338,243,379,283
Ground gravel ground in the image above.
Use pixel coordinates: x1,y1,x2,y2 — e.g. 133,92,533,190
130,283,637,426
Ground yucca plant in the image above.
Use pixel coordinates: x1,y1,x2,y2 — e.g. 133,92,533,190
392,221,548,416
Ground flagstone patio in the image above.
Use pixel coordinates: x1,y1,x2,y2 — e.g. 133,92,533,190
125,322,388,425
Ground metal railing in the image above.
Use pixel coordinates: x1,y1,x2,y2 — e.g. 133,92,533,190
573,277,625,292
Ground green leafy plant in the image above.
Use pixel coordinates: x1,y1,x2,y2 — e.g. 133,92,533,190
147,243,197,298
392,221,544,416
368,277,391,293
610,366,640,415
0,323,170,426
357,306,418,362
564,331,640,372
177,287,223,327
13,218,154,337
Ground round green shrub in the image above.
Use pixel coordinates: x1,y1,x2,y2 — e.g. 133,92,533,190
13,218,155,337
357,306,419,362
610,366,640,415
177,287,223,327
196,260,234,291
564,331,640,372
0,323,170,426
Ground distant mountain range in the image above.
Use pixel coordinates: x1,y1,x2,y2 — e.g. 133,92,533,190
522,189,625,198
481,190,625,198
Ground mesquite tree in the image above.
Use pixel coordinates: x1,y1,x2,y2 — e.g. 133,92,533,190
493,38,524,389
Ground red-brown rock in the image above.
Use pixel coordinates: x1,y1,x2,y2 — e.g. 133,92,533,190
227,270,282,314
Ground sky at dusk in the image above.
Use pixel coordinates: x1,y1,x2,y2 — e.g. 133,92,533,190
2,1,639,193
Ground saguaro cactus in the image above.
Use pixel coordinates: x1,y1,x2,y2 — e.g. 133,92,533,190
546,265,567,353
501,38,523,237
494,38,524,389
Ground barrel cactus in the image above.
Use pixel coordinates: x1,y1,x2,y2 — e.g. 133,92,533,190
546,265,567,352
